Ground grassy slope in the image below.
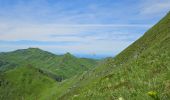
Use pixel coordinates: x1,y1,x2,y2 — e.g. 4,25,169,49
0,48,97,79
0,66,56,100
0,57,97,100
0,48,98,100
58,12,170,100
0,12,169,100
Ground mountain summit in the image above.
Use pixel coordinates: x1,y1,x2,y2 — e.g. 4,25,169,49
0,48,97,79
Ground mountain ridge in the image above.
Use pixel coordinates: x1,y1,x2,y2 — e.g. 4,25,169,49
0,48,98,79
58,11,170,99
0,12,169,100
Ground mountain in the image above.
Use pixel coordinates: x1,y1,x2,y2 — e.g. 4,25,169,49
0,12,169,100
0,48,97,80
58,12,170,99
0,48,98,100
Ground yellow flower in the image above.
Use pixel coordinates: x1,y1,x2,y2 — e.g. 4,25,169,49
147,91,160,100
147,91,157,97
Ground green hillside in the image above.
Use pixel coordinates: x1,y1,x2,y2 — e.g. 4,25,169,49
0,12,169,100
0,48,97,80
58,12,170,99
0,66,56,100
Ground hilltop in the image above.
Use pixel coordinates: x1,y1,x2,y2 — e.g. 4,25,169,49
0,48,97,80
0,48,98,100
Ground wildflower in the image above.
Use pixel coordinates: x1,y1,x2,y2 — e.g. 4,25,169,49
73,94,79,98
106,78,109,81
118,97,124,100
107,83,112,88
147,91,159,100
148,91,157,97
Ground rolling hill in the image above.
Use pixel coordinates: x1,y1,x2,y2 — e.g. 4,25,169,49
0,48,98,100
0,12,169,100
0,66,56,100
0,48,97,80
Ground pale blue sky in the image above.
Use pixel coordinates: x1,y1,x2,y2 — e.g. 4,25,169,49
0,0,170,58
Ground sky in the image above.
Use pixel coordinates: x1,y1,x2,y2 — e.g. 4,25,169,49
0,0,170,58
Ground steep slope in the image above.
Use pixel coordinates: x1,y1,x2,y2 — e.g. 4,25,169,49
59,12,170,99
0,48,97,79
0,66,56,100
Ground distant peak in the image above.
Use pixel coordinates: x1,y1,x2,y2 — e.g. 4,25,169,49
27,47,41,50
63,52,75,58
26,47,44,52
14,47,44,53
65,52,72,55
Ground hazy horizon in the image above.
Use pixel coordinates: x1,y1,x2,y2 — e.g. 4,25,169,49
0,0,170,58
0,47,113,59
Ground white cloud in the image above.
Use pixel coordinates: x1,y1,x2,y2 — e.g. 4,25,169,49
1,0,168,57
0,22,142,55
0,22,150,41
139,0,170,15
0,39,132,56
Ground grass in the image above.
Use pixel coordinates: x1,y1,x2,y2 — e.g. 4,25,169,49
0,11,169,100
58,12,170,100
0,66,56,100
0,48,97,79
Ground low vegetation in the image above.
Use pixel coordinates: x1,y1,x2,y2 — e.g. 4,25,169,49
0,12,169,100
58,12,170,99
